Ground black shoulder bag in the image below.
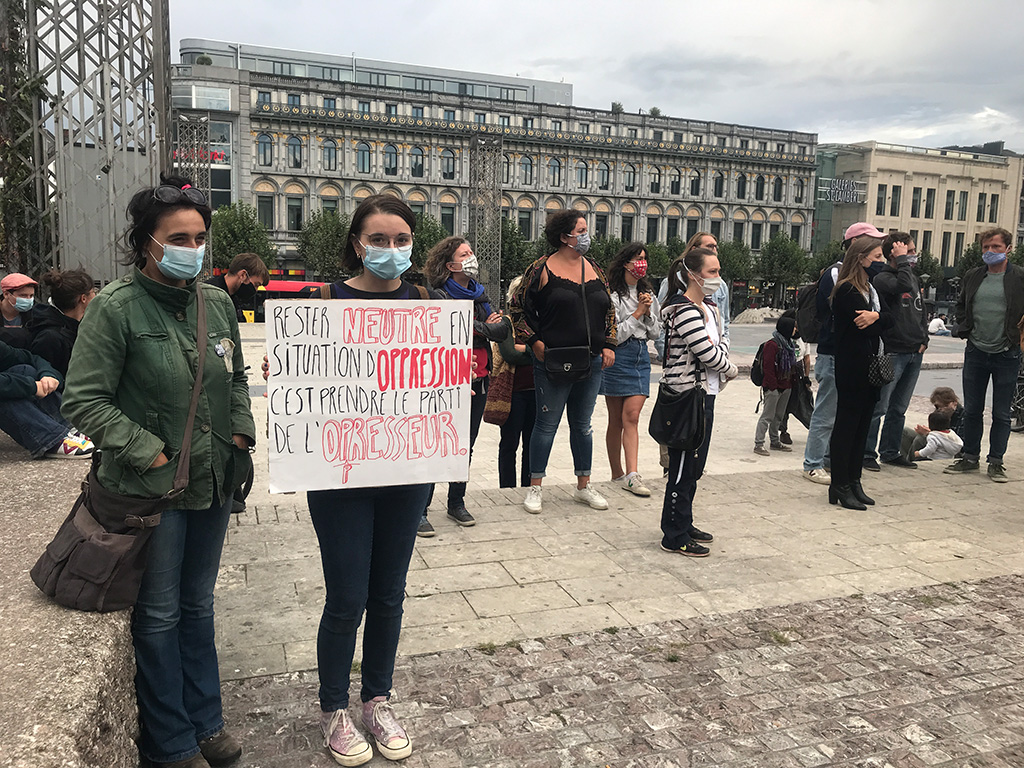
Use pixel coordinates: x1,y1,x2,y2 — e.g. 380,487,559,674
543,257,594,382
648,301,707,452
31,286,210,612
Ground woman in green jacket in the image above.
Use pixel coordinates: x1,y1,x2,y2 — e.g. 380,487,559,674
62,174,256,768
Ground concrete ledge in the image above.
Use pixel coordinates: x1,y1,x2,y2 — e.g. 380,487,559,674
0,438,137,768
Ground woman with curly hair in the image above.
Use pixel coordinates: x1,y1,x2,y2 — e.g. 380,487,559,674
420,236,507,532
601,243,660,496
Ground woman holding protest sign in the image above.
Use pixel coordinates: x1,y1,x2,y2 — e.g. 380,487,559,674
512,209,616,515
419,237,507,534
298,195,442,765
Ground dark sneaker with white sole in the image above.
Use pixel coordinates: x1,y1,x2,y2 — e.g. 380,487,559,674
416,517,435,538
944,457,980,474
447,504,476,526
688,528,714,544
660,541,710,557
988,463,1009,483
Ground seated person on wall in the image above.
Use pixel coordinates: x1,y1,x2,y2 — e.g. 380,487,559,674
0,339,94,459
205,252,270,321
928,313,952,336
0,272,38,349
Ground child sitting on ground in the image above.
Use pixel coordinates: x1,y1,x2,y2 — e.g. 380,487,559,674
913,408,963,461
901,386,964,461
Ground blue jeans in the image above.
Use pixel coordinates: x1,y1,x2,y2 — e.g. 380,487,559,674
961,343,1021,464
133,498,233,763
0,364,70,456
802,354,836,471
661,395,715,549
308,483,429,711
529,357,603,479
865,352,923,461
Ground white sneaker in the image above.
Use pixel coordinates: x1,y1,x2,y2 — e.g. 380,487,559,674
573,482,608,510
523,485,543,514
620,472,651,497
802,468,831,485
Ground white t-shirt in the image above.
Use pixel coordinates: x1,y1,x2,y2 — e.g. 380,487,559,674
704,309,721,396
928,318,947,333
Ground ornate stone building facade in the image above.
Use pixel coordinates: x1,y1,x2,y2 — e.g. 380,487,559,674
173,40,817,267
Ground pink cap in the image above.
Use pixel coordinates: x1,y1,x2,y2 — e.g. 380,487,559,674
843,222,887,241
1,273,38,292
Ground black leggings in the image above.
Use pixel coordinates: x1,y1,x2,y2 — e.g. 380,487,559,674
829,385,878,486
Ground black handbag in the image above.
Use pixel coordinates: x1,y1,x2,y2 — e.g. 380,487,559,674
648,309,707,451
786,375,815,429
867,345,895,388
30,286,209,612
544,256,594,382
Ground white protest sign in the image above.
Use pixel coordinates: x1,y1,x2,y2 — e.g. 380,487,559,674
266,299,473,493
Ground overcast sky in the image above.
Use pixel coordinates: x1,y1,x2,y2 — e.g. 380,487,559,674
170,0,1024,152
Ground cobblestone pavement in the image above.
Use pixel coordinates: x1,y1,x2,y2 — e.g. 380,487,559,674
223,574,1024,768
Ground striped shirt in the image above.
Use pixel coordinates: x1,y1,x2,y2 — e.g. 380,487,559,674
660,298,734,391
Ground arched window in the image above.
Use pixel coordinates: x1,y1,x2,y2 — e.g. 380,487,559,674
713,171,725,198
755,174,766,200
410,146,424,178
650,168,661,194
773,176,783,202
597,162,610,190
737,174,747,199
356,142,371,174
441,149,456,180
520,156,534,185
548,158,561,187
503,154,511,184
689,171,701,196
383,144,398,176
670,168,681,195
257,134,273,167
624,164,636,192
576,160,588,189
322,139,337,172
287,136,302,169
794,178,805,204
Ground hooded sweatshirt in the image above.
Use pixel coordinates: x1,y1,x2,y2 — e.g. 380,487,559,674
871,260,927,354
26,303,80,377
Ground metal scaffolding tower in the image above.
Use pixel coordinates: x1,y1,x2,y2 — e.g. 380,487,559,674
7,0,170,283
467,133,503,306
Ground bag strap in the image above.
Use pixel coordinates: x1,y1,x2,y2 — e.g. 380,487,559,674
580,257,592,354
168,285,209,499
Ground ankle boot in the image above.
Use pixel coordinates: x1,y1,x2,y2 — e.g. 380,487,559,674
850,481,875,505
828,483,867,510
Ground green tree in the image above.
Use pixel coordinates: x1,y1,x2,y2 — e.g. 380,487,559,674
809,240,844,281
411,213,448,268
208,202,276,270
913,251,942,288
648,107,662,118
195,54,213,65
1010,242,1024,267
955,241,983,278
758,234,810,303
643,242,670,278
499,217,534,286
716,240,753,281
610,101,624,115
587,236,623,270
297,209,350,282
666,237,687,260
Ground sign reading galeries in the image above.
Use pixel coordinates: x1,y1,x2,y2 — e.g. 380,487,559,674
817,178,867,204
266,299,473,493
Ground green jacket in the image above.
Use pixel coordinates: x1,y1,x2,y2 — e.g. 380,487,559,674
0,340,62,400
62,269,256,509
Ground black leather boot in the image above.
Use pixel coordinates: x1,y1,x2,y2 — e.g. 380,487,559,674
828,483,867,510
850,481,875,505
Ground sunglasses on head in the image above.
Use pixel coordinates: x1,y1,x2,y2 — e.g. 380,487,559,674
153,184,207,206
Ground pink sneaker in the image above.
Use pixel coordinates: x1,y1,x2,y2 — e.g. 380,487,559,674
362,696,412,761
320,709,372,766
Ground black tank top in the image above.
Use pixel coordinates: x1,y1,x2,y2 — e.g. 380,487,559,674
535,267,610,355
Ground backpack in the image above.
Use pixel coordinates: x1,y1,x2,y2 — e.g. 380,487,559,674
795,283,821,343
750,341,768,387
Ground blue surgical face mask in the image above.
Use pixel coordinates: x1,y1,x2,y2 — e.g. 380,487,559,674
150,236,205,280
14,296,34,312
362,244,413,280
983,250,1007,266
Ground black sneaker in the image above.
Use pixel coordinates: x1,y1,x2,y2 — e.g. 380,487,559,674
447,504,476,527
779,432,793,445
944,457,980,474
416,517,435,538
988,463,1009,483
863,458,881,472
881,456,917,469
688,528,714,544
660,541,710,558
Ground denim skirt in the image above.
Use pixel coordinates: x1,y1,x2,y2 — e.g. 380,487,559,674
599,337,651,397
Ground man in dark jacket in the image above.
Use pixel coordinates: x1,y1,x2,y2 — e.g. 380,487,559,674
864,232,928,469
206,252,270,321
0,339,93,458
945,227,1024,482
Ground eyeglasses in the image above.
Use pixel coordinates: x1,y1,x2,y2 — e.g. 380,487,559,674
362,234,414,248
153,185,208,206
